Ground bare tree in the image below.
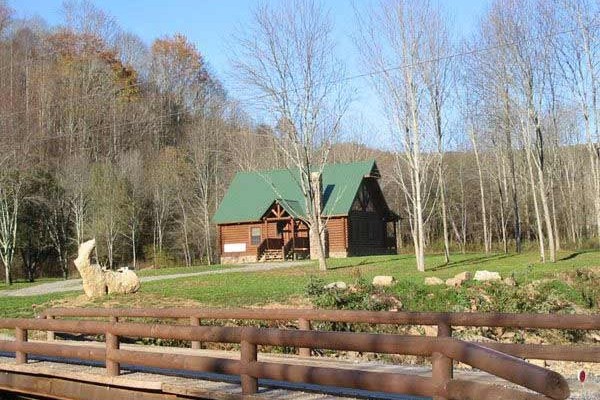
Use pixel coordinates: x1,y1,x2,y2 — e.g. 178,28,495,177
420,7,453,263
88,162,127,269
0,1,12,37
551,0,600,246
42,175,72,280
232,0,351,270
61,155,90,246
118,151,144,269
468,124,491,254
356,0,440,271
0,162,21,285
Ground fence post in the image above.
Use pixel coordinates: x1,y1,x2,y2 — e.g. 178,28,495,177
298,318,311,357
46,315,55,341
432,322,453,400
106,321,120,376
15,327,27,365
240,330,258,395
190,316,203,349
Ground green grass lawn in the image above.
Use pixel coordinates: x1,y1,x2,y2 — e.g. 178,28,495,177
0,249,598,319
141,249,600,307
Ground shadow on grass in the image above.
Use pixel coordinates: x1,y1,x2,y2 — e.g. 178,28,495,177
558,250,594,261
429,253,516,272
326,255,411,270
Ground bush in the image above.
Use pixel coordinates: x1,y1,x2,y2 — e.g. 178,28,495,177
304,276,401,312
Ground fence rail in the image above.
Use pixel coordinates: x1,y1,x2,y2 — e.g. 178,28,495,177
40,307,600,362
0,317,571,400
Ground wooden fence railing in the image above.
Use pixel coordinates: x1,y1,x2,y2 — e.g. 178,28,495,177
0,317,571,400
40,307,600,362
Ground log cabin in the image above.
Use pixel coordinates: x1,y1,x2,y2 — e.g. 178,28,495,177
213,160,399,263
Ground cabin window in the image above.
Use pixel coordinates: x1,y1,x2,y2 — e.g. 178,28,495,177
250,227,262,246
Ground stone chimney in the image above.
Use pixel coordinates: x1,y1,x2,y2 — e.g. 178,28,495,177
310,171,327,259
310,172,323,213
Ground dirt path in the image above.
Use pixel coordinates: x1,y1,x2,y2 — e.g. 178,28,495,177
0,261,309,297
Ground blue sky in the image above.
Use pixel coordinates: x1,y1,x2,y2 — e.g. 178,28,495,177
9,0,491,144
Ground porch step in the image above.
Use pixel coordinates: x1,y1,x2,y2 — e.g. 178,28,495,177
261,249,285,262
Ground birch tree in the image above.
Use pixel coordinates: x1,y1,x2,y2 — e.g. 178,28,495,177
551,0,600,246
356,0,440,271
420,8,453,263
0,165,21,285
232,0,351,271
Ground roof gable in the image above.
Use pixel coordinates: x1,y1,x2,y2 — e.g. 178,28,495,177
213,160,378,224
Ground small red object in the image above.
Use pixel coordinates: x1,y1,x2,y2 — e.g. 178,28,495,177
578,370,586,383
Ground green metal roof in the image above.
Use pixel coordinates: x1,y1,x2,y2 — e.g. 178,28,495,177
213,160,378,224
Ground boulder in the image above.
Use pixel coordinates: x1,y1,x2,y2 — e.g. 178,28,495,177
474,270,502,282
74,239,140,298
446,271,473,287
372,275,396,287
445,277,461,287
454,271,472,282
324,281,347,290
424,277,444,286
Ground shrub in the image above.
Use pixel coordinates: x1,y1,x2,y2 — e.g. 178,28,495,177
304,276,401,312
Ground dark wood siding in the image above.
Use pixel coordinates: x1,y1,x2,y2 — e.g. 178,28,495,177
347,212,386,255
346,178,391,256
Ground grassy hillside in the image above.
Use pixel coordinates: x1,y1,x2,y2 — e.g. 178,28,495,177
0,250,598,318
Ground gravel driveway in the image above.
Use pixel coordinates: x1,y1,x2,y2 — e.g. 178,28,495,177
0,261,309,297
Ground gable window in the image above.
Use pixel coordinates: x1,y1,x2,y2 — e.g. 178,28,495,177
250,227,262,246
352,183,374,212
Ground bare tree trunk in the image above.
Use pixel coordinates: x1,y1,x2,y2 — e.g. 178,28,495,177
526,146,546,262
437,148,450,263
502,88,522,253
469,128,490,253
551,184,560,251
0,172,20,286
131,227,136,269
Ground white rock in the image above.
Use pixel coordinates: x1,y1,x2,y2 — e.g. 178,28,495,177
474,270,502,282
324,281,347,290
424,277,444,286
372,276,396,287
445,277,461,287
454,271,472,282
446,271,473,287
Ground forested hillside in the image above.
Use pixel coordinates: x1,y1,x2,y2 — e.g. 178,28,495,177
0,0,598,283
